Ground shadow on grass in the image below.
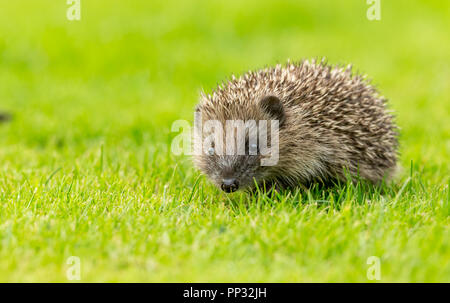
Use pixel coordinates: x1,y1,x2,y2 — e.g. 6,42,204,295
188,162,429,214
219,176,413,213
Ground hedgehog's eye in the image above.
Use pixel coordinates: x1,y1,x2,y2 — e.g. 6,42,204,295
207,141,215,155
207,147,215,156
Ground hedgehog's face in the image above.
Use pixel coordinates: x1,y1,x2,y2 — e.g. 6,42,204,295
200,153,264,192
194,95,285,192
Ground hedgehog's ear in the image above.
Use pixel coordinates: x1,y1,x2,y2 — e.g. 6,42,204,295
259,95,285,125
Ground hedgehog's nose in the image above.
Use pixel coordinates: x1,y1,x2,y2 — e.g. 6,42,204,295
221,178,239,193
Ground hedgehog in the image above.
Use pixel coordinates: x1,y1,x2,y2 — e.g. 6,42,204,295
194,59,398,193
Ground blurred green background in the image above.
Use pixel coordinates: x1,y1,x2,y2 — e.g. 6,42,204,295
0,1,448,282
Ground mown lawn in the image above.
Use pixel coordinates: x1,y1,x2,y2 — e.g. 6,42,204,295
0,0,448,282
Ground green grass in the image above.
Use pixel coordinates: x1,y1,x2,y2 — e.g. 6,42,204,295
0,0,449,282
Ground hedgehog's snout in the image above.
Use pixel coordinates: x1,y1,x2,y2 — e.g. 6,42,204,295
221,178,239,193
213,154,262,192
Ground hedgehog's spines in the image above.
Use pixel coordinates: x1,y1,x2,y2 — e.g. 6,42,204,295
195,59,398,189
